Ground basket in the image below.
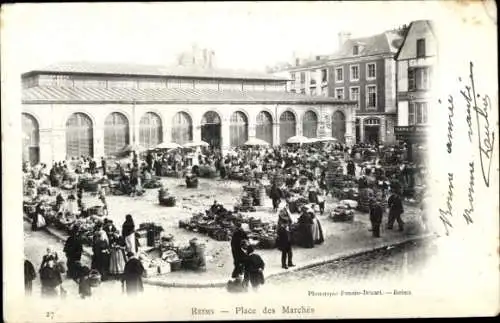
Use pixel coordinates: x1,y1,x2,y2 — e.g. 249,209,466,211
89,270,102,287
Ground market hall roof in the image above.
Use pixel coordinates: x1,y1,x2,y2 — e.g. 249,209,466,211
22,61,291,82
23,86,355,105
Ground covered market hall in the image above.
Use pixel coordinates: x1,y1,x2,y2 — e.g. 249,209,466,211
21,62,356,165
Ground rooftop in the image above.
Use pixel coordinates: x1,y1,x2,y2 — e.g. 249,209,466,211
22,61,290,82
22,86,354,105
282,30,404,71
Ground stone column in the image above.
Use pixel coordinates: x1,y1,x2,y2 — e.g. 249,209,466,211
248,123,256,139
39,128,56,165
193,123,202,142
220,118,231,150
296,118,302,136
94,126,105,159
273,123,280,146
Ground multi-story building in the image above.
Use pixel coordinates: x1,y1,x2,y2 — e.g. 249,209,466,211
394,20,436,161
276,31,404,144
21,61,356,166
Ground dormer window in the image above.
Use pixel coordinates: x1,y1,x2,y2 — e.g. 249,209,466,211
353,45,359,55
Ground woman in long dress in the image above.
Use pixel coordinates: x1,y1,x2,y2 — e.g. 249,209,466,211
92,230,111,281
109,232,127,278
310,211,324,245
122,214,136,253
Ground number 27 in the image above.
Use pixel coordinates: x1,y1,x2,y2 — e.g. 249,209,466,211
46,312,55,319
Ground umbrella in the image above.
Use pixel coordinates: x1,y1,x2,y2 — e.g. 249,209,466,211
182,140,210,148
154,142,182,150
312,136,338,142
286,135,314,144
243,138,271,146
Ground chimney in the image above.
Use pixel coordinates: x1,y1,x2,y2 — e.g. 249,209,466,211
338,31,352,48
316,55,321,61
295,58,300,66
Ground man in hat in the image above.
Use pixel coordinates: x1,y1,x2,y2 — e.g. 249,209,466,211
230,221,248,279
387,190,404,231
369,197,384,238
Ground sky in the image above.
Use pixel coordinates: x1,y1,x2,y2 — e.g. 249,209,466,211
0,1,458,73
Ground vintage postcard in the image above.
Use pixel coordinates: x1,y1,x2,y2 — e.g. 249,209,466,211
2,1,498,321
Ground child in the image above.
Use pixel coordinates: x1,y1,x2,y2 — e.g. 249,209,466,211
243,245,265,291
77,265,92,299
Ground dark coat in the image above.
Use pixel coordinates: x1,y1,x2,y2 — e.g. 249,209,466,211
231,228,248,258
369,203,384,224
388,194,404,215
24,260,36,284
298,214,314,248
64,235,83,261
122,220,135,238
244,254,265,286
270,185,282,200
276,225,292,251
122,258,144,294
39,266,62,290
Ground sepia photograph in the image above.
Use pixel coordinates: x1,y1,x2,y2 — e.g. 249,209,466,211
2,1,498,321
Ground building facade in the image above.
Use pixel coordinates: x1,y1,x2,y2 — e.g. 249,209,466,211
394,20,436,161
21,62,356,166
275,31,404,145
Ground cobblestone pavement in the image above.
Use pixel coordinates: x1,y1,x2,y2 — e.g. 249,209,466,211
266,238,439,287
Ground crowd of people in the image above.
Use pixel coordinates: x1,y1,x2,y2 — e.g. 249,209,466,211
24,139,428,296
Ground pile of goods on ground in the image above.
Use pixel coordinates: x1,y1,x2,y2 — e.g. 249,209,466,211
141,236,207,275
196,165,218,178
243,184,266,206
179,205,277,249
228,166,249,181
78,174,107,193
158,187,176,207
329,200,357,222
142,176,162,189
136,222,164,248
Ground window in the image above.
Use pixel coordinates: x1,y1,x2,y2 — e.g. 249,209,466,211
408,68,430,91
367,85,377,108
350,65,359,81
367,63,376,79
409,102,428,125
408,69,416,90
335,67,343,82
321,86,328,97
417,38,426,58
321,69,328,83
310,71,317,85
291,73,296,81
335,88,344,100
300,72,306,84
310,88,317,96
300,88,306,94
350,87,360,108
353,45,359,55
